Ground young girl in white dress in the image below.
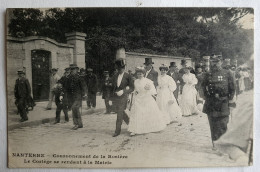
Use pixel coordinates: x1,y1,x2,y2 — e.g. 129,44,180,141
156,64,182,124
179,67,200,116
128,66,167,136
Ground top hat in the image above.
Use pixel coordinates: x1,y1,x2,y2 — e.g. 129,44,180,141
69,64,79,69
144,58,154,65
87,68,93,72
159,64,168,71
169,62,177,68
181,59,187,65
115,59,126,68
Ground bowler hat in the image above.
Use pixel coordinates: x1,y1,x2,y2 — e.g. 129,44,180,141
169,62,177,68
17,69,25,74
115,59,126,68
80,68,85,72
181,59,187,65
69,64,79,69
144,58,154,65
159,64,168,71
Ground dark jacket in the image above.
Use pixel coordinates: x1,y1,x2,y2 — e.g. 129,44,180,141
111,72,134,101
167,71,179,83
202,67,235,117
67,74,86,102
145,68,158,87
14,77,31,99
85,73,98,94
101,77,113,99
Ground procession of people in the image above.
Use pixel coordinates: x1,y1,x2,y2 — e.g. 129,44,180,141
14,54,253,151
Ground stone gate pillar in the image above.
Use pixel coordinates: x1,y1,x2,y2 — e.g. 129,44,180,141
65,32,86,68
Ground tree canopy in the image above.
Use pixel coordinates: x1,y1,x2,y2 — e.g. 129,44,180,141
8,8,254,73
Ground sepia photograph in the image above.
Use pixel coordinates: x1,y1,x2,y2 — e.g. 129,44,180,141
6,7,254,168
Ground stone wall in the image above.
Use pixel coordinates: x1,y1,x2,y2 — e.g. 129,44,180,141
6,35,76,108
125,52,193,72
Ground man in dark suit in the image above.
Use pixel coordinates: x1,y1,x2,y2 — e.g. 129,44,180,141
110,59,134,137
167,62,180,100
144,58,158,87
85,68,98,109
101,71,113,114
67,64,86,130
14,70,32,122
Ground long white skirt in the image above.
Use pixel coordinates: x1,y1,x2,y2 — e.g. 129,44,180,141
157,88,182,124
128,94,167,134
179,84,199,116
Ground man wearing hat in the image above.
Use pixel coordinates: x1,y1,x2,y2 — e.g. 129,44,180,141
14,69,32,122
144,58,158,87
46,68,60,110
85,68,98,109
110,59,134,137
101,71,113,114
201,55,235,149
167,62,180,100
67,64,86,130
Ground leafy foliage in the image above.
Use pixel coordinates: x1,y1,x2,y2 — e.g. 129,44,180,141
8,8,254,73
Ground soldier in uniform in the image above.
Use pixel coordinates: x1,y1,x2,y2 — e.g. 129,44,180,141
110,59,134,137
101,71,113,114
85,68,98,109
167,62,180,100
14,70,32,122
67,64,86,130
144,58,158,87
201,55,235,148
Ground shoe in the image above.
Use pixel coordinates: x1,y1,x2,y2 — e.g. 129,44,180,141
65,120,69,123
86,107,91,110
54,121,60,124
46,108,52,110
20,118,28,122
78,126,83,128
71,125,78,130
112,133,120,137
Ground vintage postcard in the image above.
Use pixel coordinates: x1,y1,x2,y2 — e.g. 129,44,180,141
6,7,254,168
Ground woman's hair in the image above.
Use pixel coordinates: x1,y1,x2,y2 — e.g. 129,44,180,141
135,66,146,74
159,64,168,71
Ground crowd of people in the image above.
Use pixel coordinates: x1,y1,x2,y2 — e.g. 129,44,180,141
14,55,253,149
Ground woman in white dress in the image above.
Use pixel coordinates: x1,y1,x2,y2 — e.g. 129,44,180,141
128,66,167,136
179,67,200,116
156,64,182,124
